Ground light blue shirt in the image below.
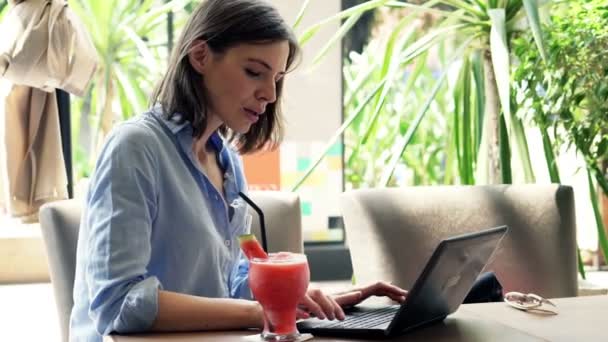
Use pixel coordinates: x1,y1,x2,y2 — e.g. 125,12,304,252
70,107,253,342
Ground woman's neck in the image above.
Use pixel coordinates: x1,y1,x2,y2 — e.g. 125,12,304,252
193,114,223,161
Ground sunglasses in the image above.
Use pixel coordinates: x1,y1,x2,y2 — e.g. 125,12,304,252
504,291,558,315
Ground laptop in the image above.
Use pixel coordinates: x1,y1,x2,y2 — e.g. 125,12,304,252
297,225,508,338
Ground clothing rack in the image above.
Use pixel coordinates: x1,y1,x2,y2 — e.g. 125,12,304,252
56,89,73,199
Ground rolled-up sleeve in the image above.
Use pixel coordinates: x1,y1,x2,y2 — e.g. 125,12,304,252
84,123,161,335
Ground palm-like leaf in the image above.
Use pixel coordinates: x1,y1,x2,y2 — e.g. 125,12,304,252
68,0,188,175
299,0,391,47
379,39,472,186
292,0,546,189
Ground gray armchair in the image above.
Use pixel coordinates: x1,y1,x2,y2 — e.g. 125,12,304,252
340,184,578,299
38,191,302,342
39,199,81,342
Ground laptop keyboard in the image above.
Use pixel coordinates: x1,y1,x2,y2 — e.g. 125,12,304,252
314,305,400,329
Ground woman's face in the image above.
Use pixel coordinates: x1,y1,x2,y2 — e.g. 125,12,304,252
198,41,290,134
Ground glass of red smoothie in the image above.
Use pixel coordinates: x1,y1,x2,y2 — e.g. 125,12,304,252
249,252,310,341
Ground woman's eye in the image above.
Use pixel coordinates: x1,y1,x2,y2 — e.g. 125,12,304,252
245,69,261,78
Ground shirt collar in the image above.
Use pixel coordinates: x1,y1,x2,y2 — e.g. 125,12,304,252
151,104,190,135
151,104,228,155
208,131,225,153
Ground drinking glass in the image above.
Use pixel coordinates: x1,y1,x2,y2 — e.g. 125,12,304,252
249,252,310,341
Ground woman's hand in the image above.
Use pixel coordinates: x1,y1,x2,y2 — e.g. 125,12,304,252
334,281,408,308
297,287,345,320
296,281,408,321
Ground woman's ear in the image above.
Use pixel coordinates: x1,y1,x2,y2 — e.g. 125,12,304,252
188,40,210,75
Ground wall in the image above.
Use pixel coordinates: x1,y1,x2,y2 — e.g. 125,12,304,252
243,0,344,241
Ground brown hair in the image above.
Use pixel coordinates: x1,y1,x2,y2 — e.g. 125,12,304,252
150,0,300,153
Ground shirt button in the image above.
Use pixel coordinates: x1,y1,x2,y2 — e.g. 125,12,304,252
224,240,231,247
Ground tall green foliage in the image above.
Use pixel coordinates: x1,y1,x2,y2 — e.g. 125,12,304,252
292,0,547,191
513,0,608,265
513,0,608,195
67,0,188,178
343,38,454,188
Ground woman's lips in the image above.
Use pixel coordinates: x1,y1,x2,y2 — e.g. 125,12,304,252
244,108,259,123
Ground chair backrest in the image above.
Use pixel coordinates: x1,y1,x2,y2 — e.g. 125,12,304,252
340,184,578,298
38,191,302,342
39,199,82,342
247,191,303,253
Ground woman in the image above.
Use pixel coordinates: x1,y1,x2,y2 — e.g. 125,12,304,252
70,0,407,341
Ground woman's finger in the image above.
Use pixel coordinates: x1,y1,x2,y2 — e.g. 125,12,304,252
300,293,326,319
333,290,362,307
296,307,311,319
376,287,407,298
308,288,337,320
360,281,407,299
329,295,345,320
331,281,407,307
382,282,408,296
382,292,407,303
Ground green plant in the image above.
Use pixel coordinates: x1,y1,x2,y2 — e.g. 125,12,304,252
343,37,454,188
68,0,188,179
292,0,547,191
513,0,608,266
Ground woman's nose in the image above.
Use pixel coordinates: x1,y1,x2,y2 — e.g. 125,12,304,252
257,80,277,104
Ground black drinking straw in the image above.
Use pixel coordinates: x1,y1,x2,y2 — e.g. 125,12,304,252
238,192,268,253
